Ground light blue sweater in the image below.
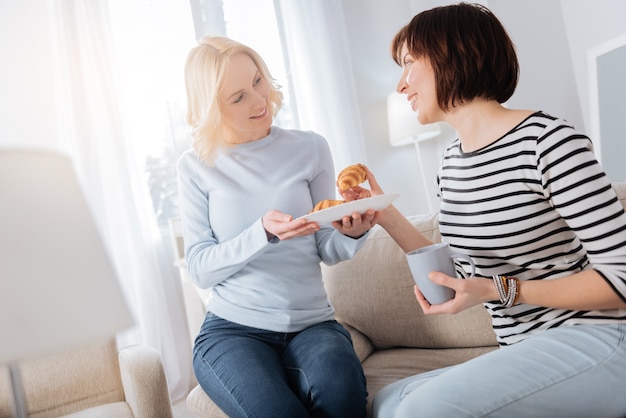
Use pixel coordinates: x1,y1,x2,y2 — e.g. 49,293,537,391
177,126,367,332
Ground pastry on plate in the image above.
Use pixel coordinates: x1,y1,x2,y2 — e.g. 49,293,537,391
309,164,367,213
337,163,367,191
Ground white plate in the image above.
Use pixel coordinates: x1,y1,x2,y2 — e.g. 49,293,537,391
298,194,400,225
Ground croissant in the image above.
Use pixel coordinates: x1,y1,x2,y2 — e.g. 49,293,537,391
337,163,367,191
310,199,345,213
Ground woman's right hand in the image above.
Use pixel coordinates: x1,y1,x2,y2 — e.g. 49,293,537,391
262,210,319,241
340,168,385,201
365,168,385,196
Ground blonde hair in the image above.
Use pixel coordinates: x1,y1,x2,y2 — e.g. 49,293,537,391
184,36,283,165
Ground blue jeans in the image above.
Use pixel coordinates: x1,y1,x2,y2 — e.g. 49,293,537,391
373,323,626,418
193,313,367,418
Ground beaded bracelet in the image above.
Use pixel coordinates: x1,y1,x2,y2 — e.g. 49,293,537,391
492,275,520,308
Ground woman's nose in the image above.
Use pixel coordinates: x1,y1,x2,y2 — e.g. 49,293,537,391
253,90,267,104
396,70,409,94
396,79,407,94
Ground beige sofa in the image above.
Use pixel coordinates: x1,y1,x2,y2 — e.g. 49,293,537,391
0,339,173,418
182,182,626,417
322,211,498,413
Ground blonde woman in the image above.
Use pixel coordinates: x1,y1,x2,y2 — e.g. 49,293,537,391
178,36,370,417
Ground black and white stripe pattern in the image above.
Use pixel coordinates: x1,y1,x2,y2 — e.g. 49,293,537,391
438,111,626,345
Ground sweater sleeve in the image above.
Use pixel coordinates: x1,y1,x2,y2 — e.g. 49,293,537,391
177,153,272,289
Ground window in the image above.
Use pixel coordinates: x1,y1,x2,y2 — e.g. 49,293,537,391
217,0,295,129
108,0,294,229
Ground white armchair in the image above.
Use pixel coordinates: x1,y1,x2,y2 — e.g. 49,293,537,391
0,339,173,418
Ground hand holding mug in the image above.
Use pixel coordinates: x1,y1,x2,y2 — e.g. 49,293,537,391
406,243,475,305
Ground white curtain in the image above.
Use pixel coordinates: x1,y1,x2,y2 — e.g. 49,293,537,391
274,0,368,174
47,0,191,401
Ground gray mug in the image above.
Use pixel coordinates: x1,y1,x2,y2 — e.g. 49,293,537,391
406,242,476,305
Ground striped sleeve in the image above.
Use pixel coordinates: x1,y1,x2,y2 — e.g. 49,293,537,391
536,117,626,302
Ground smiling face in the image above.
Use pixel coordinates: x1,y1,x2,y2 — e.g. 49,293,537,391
395,43,441,125
218,53,272,143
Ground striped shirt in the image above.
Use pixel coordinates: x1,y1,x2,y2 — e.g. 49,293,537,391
438,111,626,345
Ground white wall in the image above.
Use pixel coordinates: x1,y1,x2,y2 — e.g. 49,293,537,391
342,0,626,216
490,0,583,130
560,0,626,133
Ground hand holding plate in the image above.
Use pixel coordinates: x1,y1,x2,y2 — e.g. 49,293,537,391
262,210,319,241
332,209,376,238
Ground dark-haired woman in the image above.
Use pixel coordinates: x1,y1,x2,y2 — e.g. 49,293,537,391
353,3,626,417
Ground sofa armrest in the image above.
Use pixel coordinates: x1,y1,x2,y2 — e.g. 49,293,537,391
342,322,375,362
118,345,173,418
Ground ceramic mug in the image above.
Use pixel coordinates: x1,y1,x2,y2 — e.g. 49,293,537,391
406,242,476,305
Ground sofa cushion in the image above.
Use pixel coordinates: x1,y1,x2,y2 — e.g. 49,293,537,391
361,345,496,401
187,385,228,418
323,213,497,350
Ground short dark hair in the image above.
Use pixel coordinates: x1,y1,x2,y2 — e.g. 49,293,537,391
391,2,519,111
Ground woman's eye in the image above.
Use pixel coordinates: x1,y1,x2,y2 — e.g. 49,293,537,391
233,94,244,104
254,76,262,86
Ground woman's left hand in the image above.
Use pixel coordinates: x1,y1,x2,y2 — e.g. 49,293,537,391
331,209,376,238
414,272,495,314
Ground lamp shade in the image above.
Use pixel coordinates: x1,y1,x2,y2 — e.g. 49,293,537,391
387,91,443,146
0,150,133,364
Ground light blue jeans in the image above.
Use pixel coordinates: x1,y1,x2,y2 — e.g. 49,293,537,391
373,323,626,418
193,313,367,418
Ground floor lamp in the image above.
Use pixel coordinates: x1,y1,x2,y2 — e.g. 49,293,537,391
387,92,445,212
0,150,133,418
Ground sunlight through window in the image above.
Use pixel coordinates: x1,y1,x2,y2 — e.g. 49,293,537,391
220,0,294,128
108,0,293,227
